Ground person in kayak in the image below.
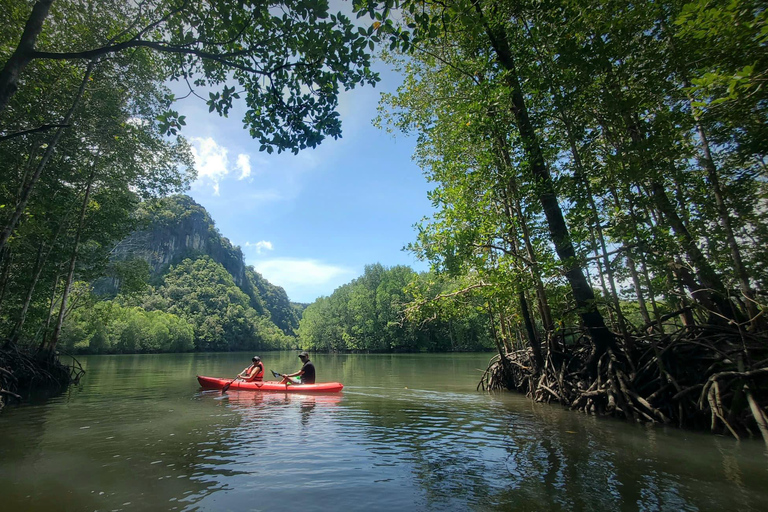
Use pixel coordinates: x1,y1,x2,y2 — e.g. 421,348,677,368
279,352,315,385
238,356,265,382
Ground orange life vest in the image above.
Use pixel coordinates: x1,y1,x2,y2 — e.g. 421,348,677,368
246,362,264,381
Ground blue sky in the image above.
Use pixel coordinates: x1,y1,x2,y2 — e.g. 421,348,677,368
169,60,433,303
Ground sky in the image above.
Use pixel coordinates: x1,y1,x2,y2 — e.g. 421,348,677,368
169,54,434,304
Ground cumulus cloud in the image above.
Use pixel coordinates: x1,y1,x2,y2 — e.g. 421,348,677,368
244,240,274,254
251,258,357,302
190,137,230,195
236,153,251,180
190,137,256,194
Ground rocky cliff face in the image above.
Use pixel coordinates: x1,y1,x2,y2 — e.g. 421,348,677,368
101,195,299,333
119,196,245,283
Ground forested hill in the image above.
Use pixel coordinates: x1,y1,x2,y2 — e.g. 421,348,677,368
98,195,299,335
59,195,299,354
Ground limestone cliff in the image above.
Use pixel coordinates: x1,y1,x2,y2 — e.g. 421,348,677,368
102,195,299,334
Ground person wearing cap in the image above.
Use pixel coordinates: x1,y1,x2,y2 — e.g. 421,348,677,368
279,352,315,385
238,356,265,382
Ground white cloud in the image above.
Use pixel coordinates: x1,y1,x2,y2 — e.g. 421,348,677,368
190,137,230,195
236,153,251,180
251,258,357,302
244,240,274,254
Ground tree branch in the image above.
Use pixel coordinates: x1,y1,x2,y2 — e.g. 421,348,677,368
0,124,70,142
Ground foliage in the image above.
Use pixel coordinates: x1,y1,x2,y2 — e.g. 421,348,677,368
0,0,382,356
61,298,194,354
354,0,768,434
298,263,493,352
1,0,381,153
247,267,300,335
142,256,291,351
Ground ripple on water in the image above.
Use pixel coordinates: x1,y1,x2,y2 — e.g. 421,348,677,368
3,354,768,512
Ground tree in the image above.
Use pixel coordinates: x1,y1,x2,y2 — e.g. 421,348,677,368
1,0,380,151
1,0,381,258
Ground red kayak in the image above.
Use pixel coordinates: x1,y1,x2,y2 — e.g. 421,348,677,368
197,375,344,393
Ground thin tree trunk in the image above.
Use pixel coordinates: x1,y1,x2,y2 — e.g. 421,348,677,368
45,162,96,354
694,123,760,326
492,133,554,360
664,10,760,326
498,161,554,335
9,242,44,342
667,263,695,327
519,290,544,370
0,60,94,254
588,230,615,326
0,249,13,320
498,312,512,353
621,188,652,326
505,220,544,371
648,180,736,321
37,272,60,353
0,0,54,115
567,122,630,343
10,218,65,343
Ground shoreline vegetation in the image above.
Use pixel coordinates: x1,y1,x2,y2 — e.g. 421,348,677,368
1,1,767,444
361,0,768,445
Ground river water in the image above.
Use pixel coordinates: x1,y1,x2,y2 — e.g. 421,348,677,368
0,352,766,511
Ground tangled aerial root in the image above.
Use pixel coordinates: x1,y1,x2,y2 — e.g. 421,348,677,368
0,344,84,412
479,324,768,444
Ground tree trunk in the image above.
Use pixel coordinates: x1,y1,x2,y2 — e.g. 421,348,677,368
37,272,60,353
9,242,45,343
564,116,631,343
621,188,653,326
0,248,12,319
519,290,544,370
10,218,64,343
481,20,616,357
0,60,94,254
695,122,760,327
648,180,736,322
503,216,544,371
0,0,54,115
518,13,629,343
45,162,96,354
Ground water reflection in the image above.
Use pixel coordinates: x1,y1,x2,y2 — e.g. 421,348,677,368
1,353,767,512
332,387,768,511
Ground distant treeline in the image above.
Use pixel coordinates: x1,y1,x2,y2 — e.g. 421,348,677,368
61,256,294,354
61,261,496,354
298,263,494,352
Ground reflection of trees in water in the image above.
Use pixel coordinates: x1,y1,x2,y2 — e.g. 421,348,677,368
337,391,766,511
0,391,235,511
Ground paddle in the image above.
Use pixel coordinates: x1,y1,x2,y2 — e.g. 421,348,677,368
221,373,241,393
271,369,296,384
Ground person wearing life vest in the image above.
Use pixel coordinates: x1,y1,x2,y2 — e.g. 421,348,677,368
238,356,265,382
279,351,315,385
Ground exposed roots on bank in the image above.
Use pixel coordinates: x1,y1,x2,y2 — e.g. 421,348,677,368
479,324,768,444
0,346,84,412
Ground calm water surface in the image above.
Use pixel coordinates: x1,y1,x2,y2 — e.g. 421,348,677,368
1,352,767,511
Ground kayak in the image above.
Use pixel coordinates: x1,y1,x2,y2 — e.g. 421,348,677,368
197,375,344,393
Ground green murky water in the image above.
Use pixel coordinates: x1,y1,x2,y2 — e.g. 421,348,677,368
1,352,766,511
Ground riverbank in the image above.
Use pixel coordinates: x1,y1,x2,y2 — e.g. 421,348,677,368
481,323,768,445
0,347,82,412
